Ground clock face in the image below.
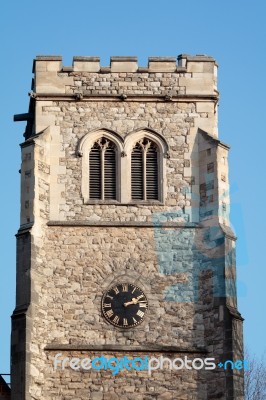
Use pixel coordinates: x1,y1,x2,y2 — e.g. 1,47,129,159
102,282,148,328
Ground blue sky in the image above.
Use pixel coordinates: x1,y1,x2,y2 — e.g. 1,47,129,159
1,0,265,373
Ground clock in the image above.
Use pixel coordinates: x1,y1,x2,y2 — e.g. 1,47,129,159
101,282,148,328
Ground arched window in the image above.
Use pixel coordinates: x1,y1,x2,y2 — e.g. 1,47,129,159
78,127,167,204
131,138,159,201
89,137,117,200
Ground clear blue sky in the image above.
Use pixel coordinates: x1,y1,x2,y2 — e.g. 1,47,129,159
1,0,265,373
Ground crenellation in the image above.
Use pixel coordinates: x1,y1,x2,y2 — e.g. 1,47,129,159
33,55,218,99
110,56,138,73
73,56,100,72
148,57,177,72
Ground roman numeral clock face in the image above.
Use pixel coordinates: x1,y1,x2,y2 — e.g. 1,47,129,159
102,283,148,328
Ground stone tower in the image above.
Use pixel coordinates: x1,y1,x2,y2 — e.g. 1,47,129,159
12,55,244,399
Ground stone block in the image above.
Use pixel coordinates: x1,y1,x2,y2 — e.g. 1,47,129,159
46,60,62,72
196,102,214,113
35,61,47,72
193,72,217,90
91,392,103,400
179,76,215,95
73,57,100,72
35,72,74,93
34,56,62,73
148,57,177,72
110,57,138,72
187,61,215,73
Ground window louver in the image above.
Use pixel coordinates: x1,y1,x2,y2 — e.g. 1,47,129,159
146,145,158,200
104,146,116,200
89,138,117,200
131,139,159,201
131,145,143,200
89,143,101,199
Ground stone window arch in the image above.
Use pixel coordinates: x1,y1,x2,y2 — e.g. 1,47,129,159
78,127,168,204
78,129,123,203
123,128,168,203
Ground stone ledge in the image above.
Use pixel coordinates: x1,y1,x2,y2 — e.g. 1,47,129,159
137,67,149,73
28,92,219,101
73,56,100,62
35,55,62,61
110,56,138,62
100,66,111,73
148,57,176,62
61,66,74,72
178,54,216,62
47,221,201,228
83,200,164,206
45,344,207,353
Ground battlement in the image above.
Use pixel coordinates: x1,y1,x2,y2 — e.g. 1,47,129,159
33,54,217,73
32,54,218,98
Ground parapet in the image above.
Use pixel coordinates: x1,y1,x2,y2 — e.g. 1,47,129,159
33,54,217,73
32,54,218,97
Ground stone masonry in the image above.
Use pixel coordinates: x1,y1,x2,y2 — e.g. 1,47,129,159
12,55,244,399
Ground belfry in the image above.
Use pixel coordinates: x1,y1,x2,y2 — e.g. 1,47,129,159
12,55,244,399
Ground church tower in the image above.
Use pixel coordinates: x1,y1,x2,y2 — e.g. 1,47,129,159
12,55,244,399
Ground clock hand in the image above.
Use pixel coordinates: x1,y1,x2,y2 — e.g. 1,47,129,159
124,300,135,307
124,298,147,307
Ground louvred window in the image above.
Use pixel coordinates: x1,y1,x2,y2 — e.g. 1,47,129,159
89,138,117,200
131,138,159,201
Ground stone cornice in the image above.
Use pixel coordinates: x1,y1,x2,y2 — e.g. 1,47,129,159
45,344,207,353
47,221,201,228
28,92,219,102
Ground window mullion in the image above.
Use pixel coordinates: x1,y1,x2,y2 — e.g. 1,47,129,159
101,149,105,200
143,148,147,201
